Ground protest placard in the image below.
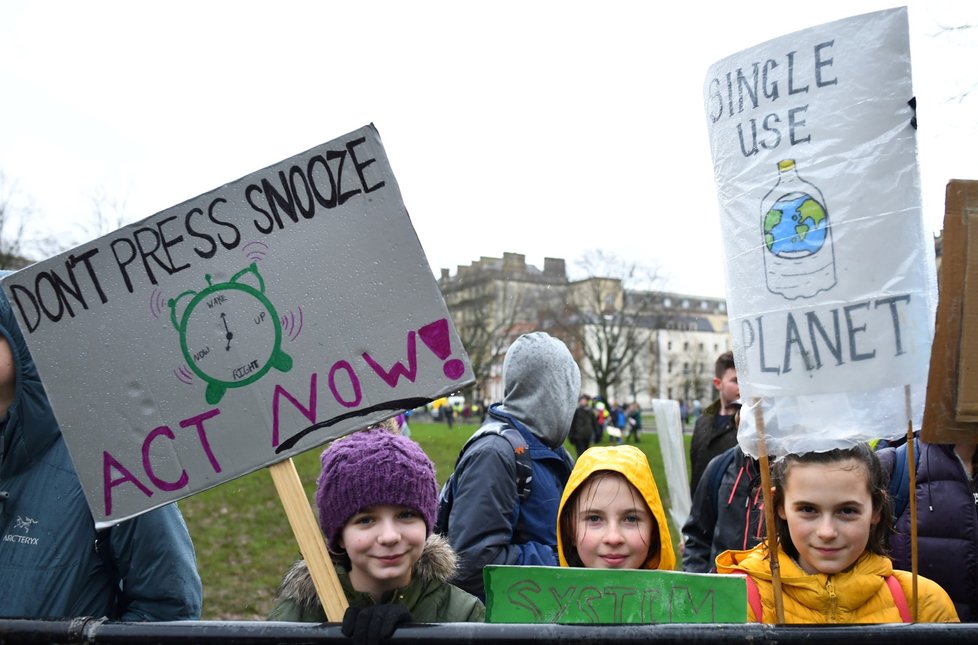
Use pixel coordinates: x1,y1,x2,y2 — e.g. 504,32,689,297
703,8,937,457
1,124,473,527
484,565,747,624
922,180,978,443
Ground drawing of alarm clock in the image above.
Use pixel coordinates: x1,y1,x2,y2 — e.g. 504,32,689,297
169,263,293,405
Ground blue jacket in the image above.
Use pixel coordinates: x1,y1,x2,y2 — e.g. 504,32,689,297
446,332,579,598
0,284,202,620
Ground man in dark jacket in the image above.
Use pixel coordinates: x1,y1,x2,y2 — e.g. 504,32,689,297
689,351,740,493
682,445,765,573
0,284,202,620
568,395,596,457
445,332,580,598
878,439,978,621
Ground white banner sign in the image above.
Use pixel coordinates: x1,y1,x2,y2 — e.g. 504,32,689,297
704,8,936,456
652,399,692,535
2,125,473,526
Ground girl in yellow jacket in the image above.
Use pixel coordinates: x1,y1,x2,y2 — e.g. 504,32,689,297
556,445,676,570
716,443,958,623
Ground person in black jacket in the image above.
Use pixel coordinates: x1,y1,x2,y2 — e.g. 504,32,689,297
568,395,597,457
878,439,978,621
689,351,740,493
682,444,766,573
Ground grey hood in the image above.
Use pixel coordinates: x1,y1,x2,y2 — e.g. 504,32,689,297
496,332,580,449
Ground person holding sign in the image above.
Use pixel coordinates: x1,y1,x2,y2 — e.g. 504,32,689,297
716,445,958,623
556,445,676,571
268,428,484,636
0,284,202,620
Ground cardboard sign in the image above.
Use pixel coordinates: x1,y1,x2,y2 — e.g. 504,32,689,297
0,124,473,526
922,180,978,443
703,8,937,456
484,565,747,624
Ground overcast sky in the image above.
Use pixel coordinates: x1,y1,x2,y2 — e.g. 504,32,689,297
0,1,974,298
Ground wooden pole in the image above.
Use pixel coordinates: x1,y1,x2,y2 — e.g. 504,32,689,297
753,397,785,624
904,386,918,622
269,458,349,620
907,421,919,622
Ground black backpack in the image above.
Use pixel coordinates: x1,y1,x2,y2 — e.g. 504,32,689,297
434,425,533,535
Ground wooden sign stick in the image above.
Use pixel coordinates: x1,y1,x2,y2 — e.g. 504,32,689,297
907,419,919,622
753,398,785,624
269,458,349,620
904,384,919,622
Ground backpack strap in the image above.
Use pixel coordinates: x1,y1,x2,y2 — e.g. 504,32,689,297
742,574,763,623
887,437,919,520
495,426,532,502
886,575,911,623
434,423,533,535
707,448,738,514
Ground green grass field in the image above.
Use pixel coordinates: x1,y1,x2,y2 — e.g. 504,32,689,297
180,418,692,619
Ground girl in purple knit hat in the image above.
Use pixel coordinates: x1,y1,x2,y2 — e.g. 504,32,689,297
268,425,484,639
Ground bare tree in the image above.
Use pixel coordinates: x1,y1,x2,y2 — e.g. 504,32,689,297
935,22,976,103
544,251,662,402
86,188,131,239
0,172,95,267
0,173,31,269
448,280,525,405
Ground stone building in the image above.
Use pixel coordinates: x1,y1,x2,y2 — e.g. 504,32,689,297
438,252,731,408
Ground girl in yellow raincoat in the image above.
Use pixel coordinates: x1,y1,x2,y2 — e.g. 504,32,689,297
716,444,958,623
556,445,676,571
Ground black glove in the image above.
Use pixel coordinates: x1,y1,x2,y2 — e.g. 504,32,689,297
341,603,412,644
908,96,917,130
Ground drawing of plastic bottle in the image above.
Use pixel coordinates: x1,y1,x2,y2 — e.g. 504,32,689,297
759,159,836,299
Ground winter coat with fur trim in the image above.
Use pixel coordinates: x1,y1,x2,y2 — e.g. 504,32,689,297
267,534,484,622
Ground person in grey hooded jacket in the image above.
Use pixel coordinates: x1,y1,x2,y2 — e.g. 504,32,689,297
0,281,202,620
445,332,580,598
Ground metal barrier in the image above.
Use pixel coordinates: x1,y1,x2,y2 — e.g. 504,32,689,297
1,620,977,645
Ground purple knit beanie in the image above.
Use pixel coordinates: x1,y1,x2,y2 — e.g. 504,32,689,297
315,429,438,553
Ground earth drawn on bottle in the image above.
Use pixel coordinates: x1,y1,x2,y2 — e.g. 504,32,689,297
760,160,837,300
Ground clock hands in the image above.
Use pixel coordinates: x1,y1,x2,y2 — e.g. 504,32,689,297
221,312,234,350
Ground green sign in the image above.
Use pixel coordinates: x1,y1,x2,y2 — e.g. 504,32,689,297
485,566,747,624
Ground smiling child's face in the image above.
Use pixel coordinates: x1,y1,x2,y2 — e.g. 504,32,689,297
778,458,880,576
573,473,653,570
